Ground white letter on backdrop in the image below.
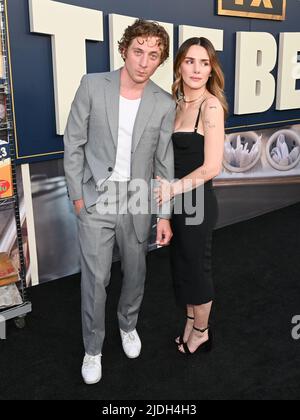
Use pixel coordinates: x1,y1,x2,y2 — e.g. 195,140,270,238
235,32,277,114
29,0,103,134
178,26,224,51
277,33,300,110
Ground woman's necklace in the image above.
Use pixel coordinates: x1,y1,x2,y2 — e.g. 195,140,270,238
183,90,207,104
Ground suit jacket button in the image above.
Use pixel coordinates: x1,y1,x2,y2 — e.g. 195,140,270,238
108,167,113,172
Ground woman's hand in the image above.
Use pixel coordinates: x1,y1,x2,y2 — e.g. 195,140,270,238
73,199,85,216
154,176,175,206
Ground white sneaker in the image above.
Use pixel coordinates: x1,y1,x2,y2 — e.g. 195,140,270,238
120,329,142,359
81,353,102,385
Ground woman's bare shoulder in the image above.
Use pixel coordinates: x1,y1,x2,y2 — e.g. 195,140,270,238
203,95,222,111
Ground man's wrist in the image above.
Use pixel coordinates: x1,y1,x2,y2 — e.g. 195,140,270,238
157,217,170,223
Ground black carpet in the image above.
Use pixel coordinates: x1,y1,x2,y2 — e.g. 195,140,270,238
1,203,300,400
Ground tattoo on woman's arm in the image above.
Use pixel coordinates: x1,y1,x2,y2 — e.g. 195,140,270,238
205,119,216,129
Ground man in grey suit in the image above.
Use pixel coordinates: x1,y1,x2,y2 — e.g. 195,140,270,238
64,19,175,384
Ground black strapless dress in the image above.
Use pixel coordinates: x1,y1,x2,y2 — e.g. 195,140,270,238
170,107,219,306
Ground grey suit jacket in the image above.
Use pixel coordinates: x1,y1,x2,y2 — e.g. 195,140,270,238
63,69,175,242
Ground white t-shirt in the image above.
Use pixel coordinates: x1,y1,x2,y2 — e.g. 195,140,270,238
109,95,141,182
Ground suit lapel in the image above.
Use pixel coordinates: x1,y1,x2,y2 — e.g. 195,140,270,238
104,70,121,148
105,71,158,152
131,80,157,154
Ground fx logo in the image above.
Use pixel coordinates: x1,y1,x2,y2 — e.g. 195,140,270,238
217,0,286,21
0,315,6,340
235,0,273,8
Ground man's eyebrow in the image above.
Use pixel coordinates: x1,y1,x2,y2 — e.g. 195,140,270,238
133,48,159,55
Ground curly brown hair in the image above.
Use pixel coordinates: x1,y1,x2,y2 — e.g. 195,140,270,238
118,19,170,64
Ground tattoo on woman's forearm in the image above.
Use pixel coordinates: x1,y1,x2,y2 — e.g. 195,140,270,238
200,168,207,177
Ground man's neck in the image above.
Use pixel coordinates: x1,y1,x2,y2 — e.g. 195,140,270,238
120,67,147,100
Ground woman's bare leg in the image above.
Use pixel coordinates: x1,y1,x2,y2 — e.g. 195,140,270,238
175,304,194,344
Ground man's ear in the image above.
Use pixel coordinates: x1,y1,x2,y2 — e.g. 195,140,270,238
121,48,127,61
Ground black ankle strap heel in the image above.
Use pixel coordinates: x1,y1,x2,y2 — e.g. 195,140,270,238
178,325,213,356
193,326,209,334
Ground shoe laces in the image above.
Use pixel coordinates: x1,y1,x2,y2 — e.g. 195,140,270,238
123,331,137,345
83,354,101,368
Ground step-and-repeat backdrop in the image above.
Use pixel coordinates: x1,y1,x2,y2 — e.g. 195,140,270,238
2,0,300,284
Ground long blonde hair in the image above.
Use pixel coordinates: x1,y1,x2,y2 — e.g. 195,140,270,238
172,37,228,119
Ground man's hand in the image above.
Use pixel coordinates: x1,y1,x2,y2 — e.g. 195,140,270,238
74,199,85,216
156,219,173,247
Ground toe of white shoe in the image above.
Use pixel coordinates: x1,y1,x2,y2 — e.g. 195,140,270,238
82,354,102,385
82,368,102,385
124,346,141,359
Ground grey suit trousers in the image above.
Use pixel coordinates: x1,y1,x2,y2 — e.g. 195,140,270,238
77,181,148,355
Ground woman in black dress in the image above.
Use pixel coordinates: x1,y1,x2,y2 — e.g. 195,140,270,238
155,38,227,355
